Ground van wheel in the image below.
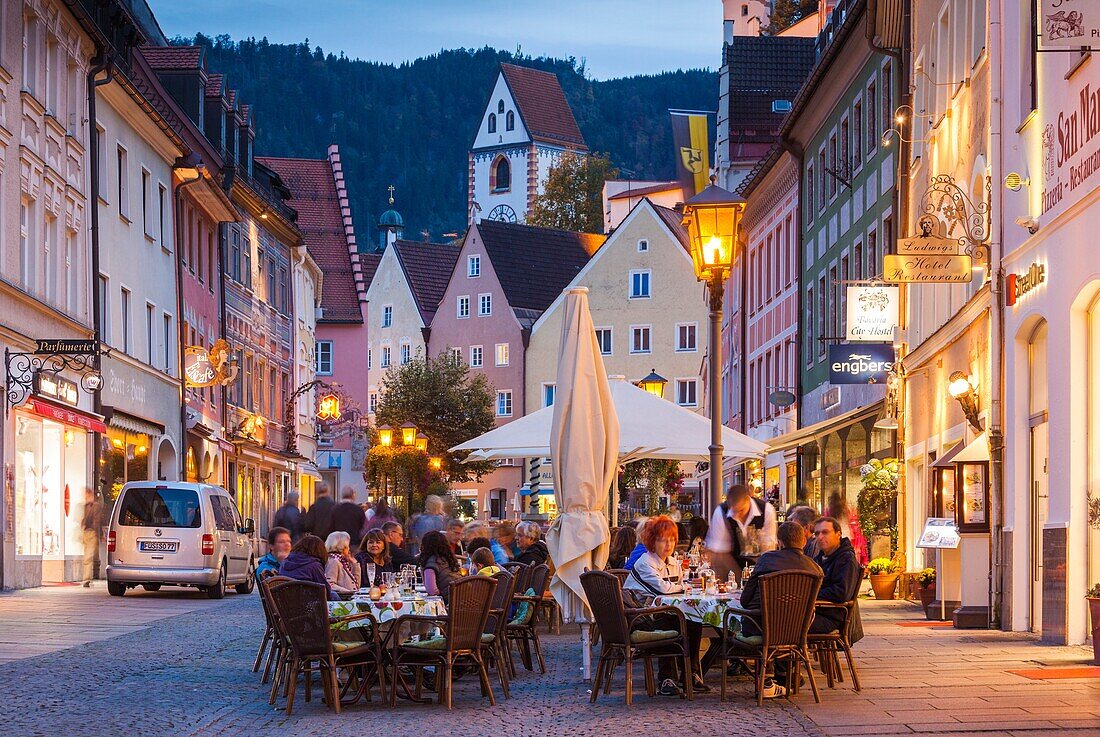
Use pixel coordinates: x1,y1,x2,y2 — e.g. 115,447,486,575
235,558,256,595
107,581,126,597
206,563,226,600
142,584,161,592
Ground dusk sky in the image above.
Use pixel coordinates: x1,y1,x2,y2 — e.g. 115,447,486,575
148,0,722,80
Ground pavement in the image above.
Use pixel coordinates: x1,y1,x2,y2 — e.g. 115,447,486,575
0,584,1097,737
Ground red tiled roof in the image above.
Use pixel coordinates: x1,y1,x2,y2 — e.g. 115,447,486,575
359,252,382,291
500,64,587,149
475,221,603,313
206,73,225,98
394,240,461,326
258,156,363,323
138,45,204,70
652,202,690,252
607,181,682,200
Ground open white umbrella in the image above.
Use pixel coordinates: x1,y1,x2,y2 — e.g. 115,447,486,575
542,288,618,680
452,377,767,463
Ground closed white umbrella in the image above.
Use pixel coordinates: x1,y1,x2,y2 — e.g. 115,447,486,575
543,288,618,680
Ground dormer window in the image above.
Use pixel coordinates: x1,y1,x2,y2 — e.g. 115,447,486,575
506,110,515,131
488,113,497,134
497,100,505,114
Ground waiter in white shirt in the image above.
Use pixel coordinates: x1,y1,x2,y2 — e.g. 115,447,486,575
704,483,778,582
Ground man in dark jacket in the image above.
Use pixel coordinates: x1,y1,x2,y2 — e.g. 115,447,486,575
303,484,336,541
382,521,416,567
740,521,823,621
811,516,864,641
273,491,303,541
330,487,366,547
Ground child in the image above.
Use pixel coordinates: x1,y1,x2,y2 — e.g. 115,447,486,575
472,546,502,576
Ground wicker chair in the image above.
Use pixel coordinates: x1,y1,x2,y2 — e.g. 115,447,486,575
808,600,862,691
483,569,517,698
254,571,281,680
261,576,294,703
720,570,823,706
266,579,386,715
506,563,550,674
579,569,694,705
390,575,499,709
503,561,532,593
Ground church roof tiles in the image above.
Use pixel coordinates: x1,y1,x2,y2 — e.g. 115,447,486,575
500,63,587,149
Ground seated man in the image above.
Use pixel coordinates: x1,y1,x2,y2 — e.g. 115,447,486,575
810,517,864,640
382,521,416,568
784,505,819,557
737,521,822,698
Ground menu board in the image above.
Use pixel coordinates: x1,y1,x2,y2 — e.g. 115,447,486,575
959,464,987,526
916,517,961,549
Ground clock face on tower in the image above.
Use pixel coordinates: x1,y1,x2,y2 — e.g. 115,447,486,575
487,204,517,223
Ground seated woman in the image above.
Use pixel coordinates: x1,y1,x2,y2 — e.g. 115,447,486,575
606,525,636,570
472,546,501,576
324,531,361,596
623,515,711,696
514,521,549,566
419,530,461,603
355,530,396,588
279,534,339,601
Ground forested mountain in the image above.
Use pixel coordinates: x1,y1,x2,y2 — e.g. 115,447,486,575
183,35,718,240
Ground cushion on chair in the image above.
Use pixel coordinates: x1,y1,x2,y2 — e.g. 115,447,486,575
734,633,763,646
404,633,497,650
509,589,537,625
630,629,679,644
331,641,372,656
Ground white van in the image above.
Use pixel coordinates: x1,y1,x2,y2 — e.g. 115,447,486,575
106,481,256,598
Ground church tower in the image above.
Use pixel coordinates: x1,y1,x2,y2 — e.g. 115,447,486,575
468,64,587,225
377,185,403,250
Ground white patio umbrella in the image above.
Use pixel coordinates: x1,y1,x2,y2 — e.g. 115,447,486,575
452,377,767,463
542,288,618,681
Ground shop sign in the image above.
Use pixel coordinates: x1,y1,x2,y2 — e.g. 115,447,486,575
1041,78,1100,219
27,398,107,433
1039,0,1100,48
34,339,98,355
915,517,961,549
895,233,960,255
846,285,899,342
883,254,973,283
317,394,342,421
184,346,218,388
1005,262,1047,306
828,343,895,385
35,373,78,406
768,389,796,407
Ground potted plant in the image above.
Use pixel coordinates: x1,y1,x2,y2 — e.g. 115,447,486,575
857,458,900,560
867,557,902,600
916,567,937,617
1088,583,1100,665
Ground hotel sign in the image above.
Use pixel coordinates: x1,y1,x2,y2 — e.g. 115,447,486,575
1006,263,1047,306
1040,0,1100,48
896,233,960,255
883,254,973,283
846,285,899,342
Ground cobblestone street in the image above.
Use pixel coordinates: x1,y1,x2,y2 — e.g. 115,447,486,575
2,587,1098,737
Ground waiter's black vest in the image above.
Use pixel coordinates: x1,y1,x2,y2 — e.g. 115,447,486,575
720,499,769,566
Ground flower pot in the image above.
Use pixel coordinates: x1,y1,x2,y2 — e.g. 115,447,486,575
869,573,899,600
918,584,936,618
1089,597,1100,666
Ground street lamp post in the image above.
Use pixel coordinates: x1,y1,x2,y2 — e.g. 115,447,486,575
637,369,668,399
682,179,745,514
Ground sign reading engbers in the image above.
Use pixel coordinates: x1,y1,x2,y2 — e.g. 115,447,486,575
183,346,218,387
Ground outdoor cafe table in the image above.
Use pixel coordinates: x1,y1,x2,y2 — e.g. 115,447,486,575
653,590,742,629
328,595,447,630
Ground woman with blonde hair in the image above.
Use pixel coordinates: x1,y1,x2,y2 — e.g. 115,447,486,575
324,530,361,595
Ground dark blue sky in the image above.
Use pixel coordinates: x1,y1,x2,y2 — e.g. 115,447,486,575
148,0,721,79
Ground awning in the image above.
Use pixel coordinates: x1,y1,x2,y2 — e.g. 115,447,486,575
26,397,107,434
299,463,322,480
931,441,966,468
105,408,164,437
765,400,884,453
954,432,990,463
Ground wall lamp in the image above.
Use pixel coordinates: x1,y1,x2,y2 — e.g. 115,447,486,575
947,371,982,431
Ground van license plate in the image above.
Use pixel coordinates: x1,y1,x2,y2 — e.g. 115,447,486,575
139,540,179,553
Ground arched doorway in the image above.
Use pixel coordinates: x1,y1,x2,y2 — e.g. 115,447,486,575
1028,320,1049,633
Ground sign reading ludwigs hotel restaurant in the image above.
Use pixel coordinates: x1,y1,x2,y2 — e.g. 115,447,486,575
828,343,895,385
846,285,899,341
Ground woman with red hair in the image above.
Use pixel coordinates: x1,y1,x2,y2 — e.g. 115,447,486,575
623,514,711,696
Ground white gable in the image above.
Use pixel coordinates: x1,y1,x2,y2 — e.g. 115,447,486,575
472,73,530,150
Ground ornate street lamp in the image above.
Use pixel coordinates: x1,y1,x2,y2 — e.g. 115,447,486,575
415,432,429,452
400,422,418,447
377,424,394,447
948,371,982,431
637,369,668,399
682,178,745,510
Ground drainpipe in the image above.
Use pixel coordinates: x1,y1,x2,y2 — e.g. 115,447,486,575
172,156,206,480
87,51,113,497
780,137,806,501
987,0,1006,631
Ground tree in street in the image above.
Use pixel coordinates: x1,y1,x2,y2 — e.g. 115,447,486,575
527,152,619,234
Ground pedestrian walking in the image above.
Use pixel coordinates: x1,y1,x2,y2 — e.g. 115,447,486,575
81,488,104,587
302,483,336,540
331,487,366,547
407,494,446,557
273,491,303,541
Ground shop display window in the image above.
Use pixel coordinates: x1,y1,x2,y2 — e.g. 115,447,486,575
101,429,151,504
14,414,88,558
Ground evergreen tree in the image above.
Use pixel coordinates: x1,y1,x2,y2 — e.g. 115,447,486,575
762,0,819,35
526,152,618,234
